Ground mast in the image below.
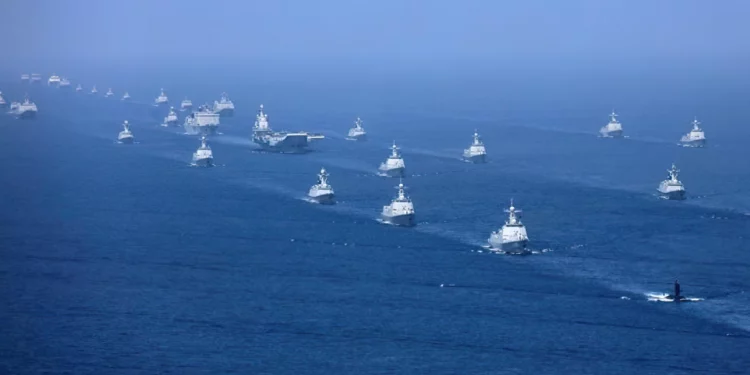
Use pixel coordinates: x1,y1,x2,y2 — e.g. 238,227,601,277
390,141,400,158
692,117,701,130
473,130,481,145
504,199,522,225
318,168,329,186
609,110,618,123
396,179,406,200
668,164,679,181
355,117,363,129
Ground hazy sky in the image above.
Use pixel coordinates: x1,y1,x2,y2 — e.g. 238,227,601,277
3,0,749,70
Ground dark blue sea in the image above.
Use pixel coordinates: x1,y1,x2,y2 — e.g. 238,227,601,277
1,67,749,374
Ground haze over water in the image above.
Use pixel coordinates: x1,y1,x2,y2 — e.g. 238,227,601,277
2,1,750,374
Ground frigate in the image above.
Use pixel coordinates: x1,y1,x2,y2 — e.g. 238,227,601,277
30,73,41,83
90,85,98,94
463,130,487,163
212,92,235,117
164,106,179,126
381,180,416,226
657,164,686,200
104,88,114,98
599,110,623,138
0,92,6,108
308,168,335,204
346,117,367,141
378,141,406,177
680,118,706,148
488,200,530,254
121,92,131,101
192,136,214,167
118,120,134,144
154,88,169,106
75,84,83,92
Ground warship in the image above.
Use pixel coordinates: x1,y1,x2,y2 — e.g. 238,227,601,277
647,280,703,303
30,73,41,83
121,92,131,101
9,102,19,113
346,117,367,141
180,98,193,112
75,84,83,92
381,180,416,227
164,106,179,126
13,98,38,119
378,141,406,177
21,74,30,82
47,74,61,86
488,200,529,254
599,110,623,138
308,168,335,204
90,85,98,94
463,130,487,163
104,88,114,98
680,118,706,148
118,121,134,144
154,88,169,106
184,104,220,135
657,164,686,200
251,104,310,153
59,77,71,88
191,136,214,167
0,92,6,108
212,92,235,117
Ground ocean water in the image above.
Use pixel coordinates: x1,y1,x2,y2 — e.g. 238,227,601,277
1,70,749,374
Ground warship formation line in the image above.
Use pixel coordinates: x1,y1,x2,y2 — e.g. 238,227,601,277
6,72,718,262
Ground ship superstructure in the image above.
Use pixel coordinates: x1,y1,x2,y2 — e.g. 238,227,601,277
488,200,529,253
680,118,706,148
381,181,416,227
13,97,38,119
657,164,686,200
599,110,623,138
378,141,406,177
154,88,169,106
192,136,214,167
48,74,61,86
184,104,220,135
346,117,367,141
212,92,235,117
308,168,335,204
180,98,193,112
251,104,310,153
463,130,487,163
164,106,179,126
118,120,134,144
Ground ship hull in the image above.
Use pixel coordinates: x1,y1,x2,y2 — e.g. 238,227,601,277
193,157,213,167
216,108,234,117
253,133,309,153
118,137,134,144
464,154,486,164
166,120,179,127
379,167,405,178
381,213,416,227
489,237,529,254
600,130,623,138
18,110,36,119
658,189,686,200
200,125,219,135
680,139,706,148
309,193,335,205
346,134,367,141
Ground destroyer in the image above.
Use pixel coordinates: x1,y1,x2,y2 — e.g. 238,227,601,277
75,84,83,92
308,168,335,204
463,130,487,163
118,120,134,144
104,88,114,98
378,142,406,177
48,74,61,86
122,92,131,101
657,164,686,200
251,104,309,153
13,97,38,119
164,106,179,126
599,110,623,138
90,85,98,94
381,181,416,227
184,104,220,135
154,88,168,106
488,200,529,254
59,77,71,88
192,136,214,167
180,97,193,112
680,118,706,148
346,117,367,141
212,92,234,117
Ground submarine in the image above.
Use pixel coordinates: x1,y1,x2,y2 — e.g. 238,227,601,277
646,280,703,303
